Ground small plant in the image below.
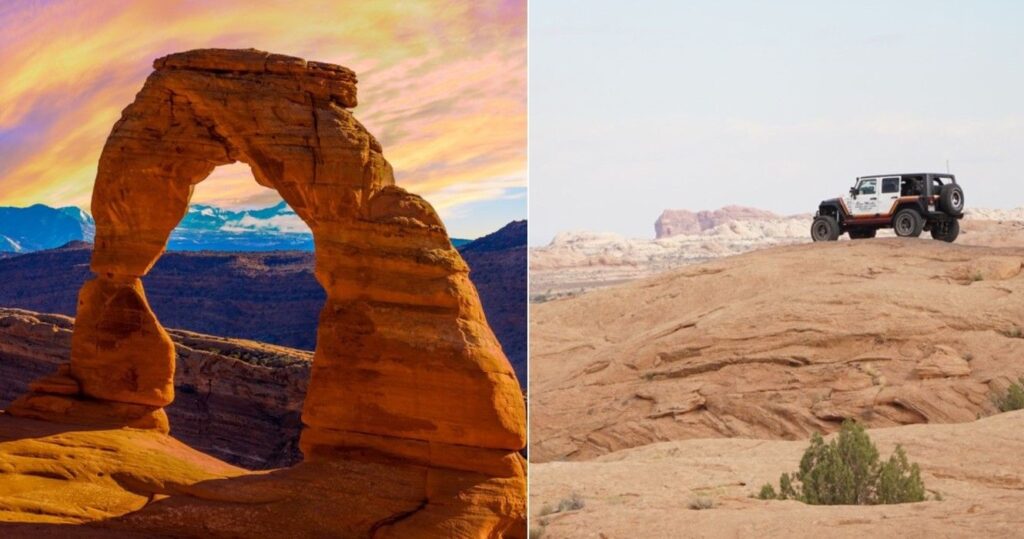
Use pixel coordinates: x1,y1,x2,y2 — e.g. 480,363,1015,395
1006,327,1024,339
537,503,555,516
529,525,545,539
557,492,585,512
970,271,984,282
994,377,1024,412
757,420,925,505
688,496,714,510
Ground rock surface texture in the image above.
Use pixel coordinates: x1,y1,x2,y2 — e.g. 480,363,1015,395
0,308,310,469
531,239,1024,463
3,49,525,536
531,411,1024,537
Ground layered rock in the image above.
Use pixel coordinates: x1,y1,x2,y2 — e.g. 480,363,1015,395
0,308,310,469
531,239,1024,463
5,48,525,535
654,205,782,238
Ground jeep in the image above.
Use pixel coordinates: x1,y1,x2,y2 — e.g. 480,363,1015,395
811,173,964,243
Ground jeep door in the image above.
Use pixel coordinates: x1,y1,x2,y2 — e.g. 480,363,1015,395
844,178,884,216
879,176,902,215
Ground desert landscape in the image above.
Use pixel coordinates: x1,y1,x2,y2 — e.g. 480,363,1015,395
0,48,526,537
531,206,1024,301
529,209,1024,537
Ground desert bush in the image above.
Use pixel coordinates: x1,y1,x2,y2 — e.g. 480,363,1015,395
688,496,713,510
757,420,925,505
994,378,1024,412
557,492,585,512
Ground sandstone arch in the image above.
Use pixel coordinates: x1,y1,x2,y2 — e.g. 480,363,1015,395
10,49,525,477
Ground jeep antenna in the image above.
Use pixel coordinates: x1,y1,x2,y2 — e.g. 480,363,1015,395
946,159,950,173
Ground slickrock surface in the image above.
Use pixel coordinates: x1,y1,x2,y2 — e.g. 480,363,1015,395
654,205,784,238
3,49,525,536
0,308,310,469
531,411,1024,538
531,209,1024,299
530,239,1024,463
0,414,525,538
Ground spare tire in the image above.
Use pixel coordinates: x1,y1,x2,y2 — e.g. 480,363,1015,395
939,183,964,215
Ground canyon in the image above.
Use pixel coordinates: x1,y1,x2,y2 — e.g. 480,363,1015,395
0,220,526,382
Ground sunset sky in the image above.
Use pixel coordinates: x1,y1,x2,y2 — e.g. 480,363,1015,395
0,0,525,238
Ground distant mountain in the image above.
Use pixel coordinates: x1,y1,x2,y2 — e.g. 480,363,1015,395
0,203,471,252
460,220,527,383
0,220,527,386
0,204,95,252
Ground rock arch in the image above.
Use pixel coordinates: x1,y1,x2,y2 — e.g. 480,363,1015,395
10,49,525,477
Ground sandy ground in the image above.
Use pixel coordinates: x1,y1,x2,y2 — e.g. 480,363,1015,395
531,411,1024,538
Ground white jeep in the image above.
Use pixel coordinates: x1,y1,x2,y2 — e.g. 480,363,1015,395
811,173,964,242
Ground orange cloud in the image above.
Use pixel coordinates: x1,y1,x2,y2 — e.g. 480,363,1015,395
0,0,525,224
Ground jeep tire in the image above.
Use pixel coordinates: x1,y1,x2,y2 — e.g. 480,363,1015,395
849,229,877,240
939,184,965,215
893,209,924,237
811,215,840,242
930,218,960,243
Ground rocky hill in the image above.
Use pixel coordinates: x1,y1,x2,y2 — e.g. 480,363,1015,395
654,205,786,238
0,222,526,383
532,207,1024,300
530,239,1024,463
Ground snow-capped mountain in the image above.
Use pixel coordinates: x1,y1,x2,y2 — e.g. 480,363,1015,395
169,201,314,251
0,201,473,253
0,204,96,253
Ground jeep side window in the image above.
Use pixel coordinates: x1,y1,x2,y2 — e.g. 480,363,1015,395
882,178,900,194
858,179,877,195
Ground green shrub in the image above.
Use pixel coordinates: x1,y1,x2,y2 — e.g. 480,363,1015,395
757,420,925,505
995,378,1024,412
557,492,585,512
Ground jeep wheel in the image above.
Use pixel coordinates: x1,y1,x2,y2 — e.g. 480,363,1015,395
930,219,960,243
939,184,965,215
893,209,924,237
811,215,840,242
849,229,877,240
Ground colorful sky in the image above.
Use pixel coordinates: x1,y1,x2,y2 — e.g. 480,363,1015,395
0,0,525,238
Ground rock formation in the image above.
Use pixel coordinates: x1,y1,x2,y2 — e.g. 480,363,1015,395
532,209,1024,300
531,239,1024,463
654,205,782,238
0,308,310,469
3,48,524,535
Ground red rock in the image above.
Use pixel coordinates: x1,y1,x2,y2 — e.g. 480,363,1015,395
5,48,525,535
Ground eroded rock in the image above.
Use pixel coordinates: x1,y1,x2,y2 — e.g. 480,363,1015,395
5,48,524,535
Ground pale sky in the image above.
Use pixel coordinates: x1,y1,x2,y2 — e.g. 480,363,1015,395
529,0,1024,244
